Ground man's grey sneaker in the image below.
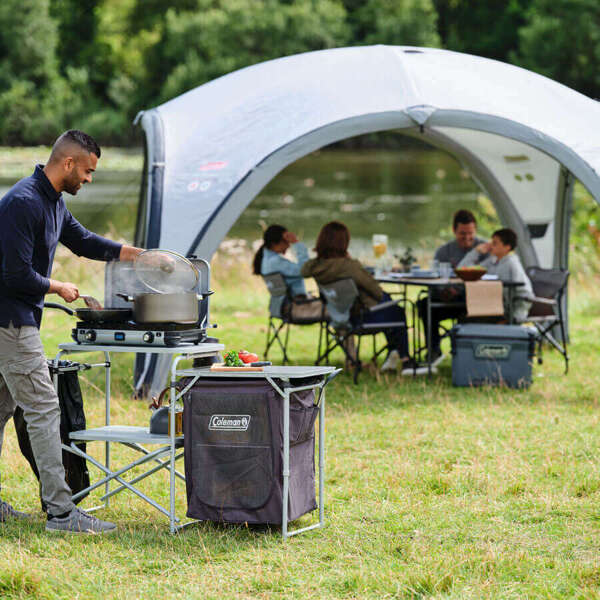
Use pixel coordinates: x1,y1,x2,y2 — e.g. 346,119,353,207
46,507,116,535
0,500,31,522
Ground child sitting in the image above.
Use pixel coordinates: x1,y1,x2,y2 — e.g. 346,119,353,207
458,228,533,321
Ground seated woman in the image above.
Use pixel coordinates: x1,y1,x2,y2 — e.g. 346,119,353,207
253,224,309,296
458,227,533,321
253,224,323,320
301,221,421,374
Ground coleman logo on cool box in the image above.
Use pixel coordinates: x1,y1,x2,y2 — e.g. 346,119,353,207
208,415,251,431
475,343,510,360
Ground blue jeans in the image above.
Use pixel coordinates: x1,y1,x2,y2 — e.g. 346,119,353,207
354,293,409,357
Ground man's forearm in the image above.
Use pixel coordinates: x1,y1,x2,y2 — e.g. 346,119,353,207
119,245,144,261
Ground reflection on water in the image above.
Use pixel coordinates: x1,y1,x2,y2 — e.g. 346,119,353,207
0,147,497,261
229,148,495,260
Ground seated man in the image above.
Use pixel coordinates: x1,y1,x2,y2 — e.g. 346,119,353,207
418,209,488,363
458,227,533,321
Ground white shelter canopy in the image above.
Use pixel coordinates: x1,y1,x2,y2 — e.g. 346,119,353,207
135,45,600,272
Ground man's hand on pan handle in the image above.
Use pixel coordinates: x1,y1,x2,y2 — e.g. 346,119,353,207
119,245,144,262
48,280,79,303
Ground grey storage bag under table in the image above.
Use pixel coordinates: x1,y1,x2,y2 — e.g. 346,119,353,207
183,378,318,524
450,323,537,388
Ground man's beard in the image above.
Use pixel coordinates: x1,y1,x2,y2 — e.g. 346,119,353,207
64,172,81,195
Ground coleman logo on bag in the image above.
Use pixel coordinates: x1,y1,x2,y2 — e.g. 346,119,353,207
208,415,251,431
475,343,510,359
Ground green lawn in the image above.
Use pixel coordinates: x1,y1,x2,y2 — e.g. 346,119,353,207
0,247,599,599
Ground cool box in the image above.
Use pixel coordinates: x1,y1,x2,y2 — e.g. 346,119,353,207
450,323,537,388
183,379,318,524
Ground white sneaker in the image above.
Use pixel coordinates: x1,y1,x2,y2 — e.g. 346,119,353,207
401,358,435,376
380,350,401,372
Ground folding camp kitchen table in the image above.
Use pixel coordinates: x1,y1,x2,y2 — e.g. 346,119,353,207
376,275,524,375
176,365,340,539
52,342,224,534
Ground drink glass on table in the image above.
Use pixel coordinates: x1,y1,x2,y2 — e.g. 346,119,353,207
372,234,388,259
439,262,452,280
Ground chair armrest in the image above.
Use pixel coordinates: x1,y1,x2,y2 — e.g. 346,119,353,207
367,299,403,313
531,296,556,306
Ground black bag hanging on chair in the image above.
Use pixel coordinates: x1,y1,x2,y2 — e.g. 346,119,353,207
13,361,90,512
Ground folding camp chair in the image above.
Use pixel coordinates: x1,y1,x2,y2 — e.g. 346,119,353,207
262,272,327,364
519,266,569,373
316,278,407,383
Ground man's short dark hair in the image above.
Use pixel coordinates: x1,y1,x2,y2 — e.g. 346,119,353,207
492,228,517,250
452,209,476,230
55,130,101,158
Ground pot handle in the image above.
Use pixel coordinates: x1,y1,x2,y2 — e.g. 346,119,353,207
149,386,171,410
116,293,134,302
196,290,214,300
43,302,75,316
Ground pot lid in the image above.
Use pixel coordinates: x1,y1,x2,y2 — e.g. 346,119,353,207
134,249,199,293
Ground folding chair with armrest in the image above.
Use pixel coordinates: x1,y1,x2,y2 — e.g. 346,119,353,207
519,266,569,373
316,278,407,383
262,272,327,364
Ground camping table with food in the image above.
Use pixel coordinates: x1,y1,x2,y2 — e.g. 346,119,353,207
376,268,524,374
46,248,338,536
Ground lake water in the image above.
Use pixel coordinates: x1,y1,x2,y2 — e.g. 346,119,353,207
0,146,497,262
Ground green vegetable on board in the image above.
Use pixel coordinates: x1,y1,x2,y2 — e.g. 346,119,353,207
224,350,244,367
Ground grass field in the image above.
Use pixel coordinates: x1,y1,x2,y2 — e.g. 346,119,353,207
0,244,598,600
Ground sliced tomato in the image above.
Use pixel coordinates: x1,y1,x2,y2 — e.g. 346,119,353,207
238,351,259,363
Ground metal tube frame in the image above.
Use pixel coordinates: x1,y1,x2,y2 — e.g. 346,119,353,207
53,346,212,533
265,375,333,540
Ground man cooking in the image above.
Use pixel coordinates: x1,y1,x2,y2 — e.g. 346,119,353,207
0,130,143,534
417,209,488,364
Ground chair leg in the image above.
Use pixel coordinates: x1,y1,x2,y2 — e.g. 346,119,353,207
316,321,324,364
280,323,291,365
264,318,275,359
266,319,291,364
558,303,569,374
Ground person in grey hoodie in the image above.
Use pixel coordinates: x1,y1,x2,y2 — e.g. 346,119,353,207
458,227,533,321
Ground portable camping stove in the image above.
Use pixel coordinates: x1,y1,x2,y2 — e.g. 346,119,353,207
72,321,207,347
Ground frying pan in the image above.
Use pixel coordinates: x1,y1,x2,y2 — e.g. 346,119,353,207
44,302,132,322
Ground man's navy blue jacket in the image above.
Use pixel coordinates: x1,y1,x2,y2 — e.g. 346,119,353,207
0,165,122,328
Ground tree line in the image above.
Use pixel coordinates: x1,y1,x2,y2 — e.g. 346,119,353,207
1,0,598,146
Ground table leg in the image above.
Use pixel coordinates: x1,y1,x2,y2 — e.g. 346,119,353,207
318,384,325,529
52,350,66,391
169,356,182,535
104,351,111,506
282,388,290,540
426,289,432,375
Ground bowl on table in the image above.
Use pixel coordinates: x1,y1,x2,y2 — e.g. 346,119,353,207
454,266,487,281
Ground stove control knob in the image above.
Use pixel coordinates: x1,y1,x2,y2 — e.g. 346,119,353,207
85,330,96,342
143,331,154,344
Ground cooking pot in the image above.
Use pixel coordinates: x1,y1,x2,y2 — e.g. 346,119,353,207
116,292,212,324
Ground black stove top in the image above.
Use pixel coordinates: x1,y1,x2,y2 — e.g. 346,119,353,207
76,320,200,331
72,320,207,347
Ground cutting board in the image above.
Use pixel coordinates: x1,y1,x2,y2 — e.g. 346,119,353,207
210,363,265,372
